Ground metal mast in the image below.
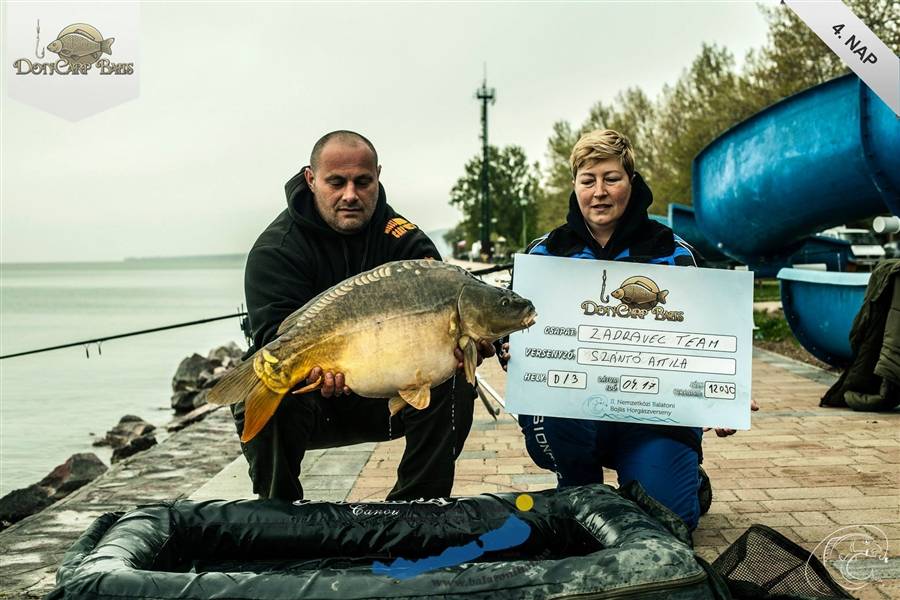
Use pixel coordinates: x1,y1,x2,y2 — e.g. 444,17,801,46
475,67,495,261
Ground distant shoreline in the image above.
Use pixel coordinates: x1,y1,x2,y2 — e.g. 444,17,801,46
1,254,248,269
3,229,450,268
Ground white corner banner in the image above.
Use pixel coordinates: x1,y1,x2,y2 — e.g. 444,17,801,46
783,0,899,116
5,2,140,121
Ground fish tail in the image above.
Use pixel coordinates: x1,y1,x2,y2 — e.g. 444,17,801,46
101,37,114,54
207,357,285,443
658,290,669,304
239,383,284,443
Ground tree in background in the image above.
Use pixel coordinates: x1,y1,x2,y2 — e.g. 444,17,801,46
652,43,756,209
537,120,578,234
447,145,541,255
744,0,898,107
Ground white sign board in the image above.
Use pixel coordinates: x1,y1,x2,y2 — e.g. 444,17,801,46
506,254,754,430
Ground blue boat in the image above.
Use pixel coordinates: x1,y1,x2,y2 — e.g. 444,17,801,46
777,268,870,367
790,236,855,272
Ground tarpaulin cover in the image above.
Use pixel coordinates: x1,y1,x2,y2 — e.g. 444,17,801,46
46,482,727,599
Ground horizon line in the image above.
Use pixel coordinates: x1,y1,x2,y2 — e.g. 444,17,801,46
0,252,249,267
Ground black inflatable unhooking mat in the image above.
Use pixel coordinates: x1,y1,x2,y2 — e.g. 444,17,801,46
46,483,726,600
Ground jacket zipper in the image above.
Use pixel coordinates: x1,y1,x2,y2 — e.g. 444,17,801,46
341,239,351,278
340,229,371,277
360,227,371,271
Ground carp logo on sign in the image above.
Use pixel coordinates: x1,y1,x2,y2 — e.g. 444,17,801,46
5,3,140,121
580,270,685,322
13,22,134,76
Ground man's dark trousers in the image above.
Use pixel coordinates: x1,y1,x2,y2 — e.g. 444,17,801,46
232,374,474,501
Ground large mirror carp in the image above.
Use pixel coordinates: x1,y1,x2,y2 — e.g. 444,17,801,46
209,260,536,442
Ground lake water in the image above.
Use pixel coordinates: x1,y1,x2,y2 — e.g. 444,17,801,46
0,256,248,496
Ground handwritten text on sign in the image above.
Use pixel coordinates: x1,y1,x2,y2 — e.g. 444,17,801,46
505,254,754,429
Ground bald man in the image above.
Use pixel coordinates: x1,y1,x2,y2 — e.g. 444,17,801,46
233,130,484,502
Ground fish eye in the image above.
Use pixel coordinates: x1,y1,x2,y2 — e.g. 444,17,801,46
500,297,510,307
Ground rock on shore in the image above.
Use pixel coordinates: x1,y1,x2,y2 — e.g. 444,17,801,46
0,453,107,530
92,414,158,463
170,342,244,413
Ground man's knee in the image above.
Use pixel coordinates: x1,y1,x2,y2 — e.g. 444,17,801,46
232,395,320,501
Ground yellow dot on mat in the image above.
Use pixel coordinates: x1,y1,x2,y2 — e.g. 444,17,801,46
515,494,534,512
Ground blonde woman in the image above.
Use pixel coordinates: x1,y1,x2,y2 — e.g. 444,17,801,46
502,130,742,530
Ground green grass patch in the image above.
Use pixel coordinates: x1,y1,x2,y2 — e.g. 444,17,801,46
753,310,797,343
753,279,781,302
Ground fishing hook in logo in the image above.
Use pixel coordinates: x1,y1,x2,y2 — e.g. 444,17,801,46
35,19,45,58
600,269,610,303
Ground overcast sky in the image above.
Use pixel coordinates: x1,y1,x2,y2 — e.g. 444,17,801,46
1,1,773,263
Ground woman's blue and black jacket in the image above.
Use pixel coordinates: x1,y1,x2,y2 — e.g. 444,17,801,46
508,172,705,456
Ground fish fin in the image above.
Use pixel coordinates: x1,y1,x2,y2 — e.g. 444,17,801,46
291,375,322,395
101,37,114,54
658,290,668,304
388,396,406,416
240,385,284,443
73,29,94,39
207,358,258,406
276,305,307,336
463,339,478,385
398,385,431,410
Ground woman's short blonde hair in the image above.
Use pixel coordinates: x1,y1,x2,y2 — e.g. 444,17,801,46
570,129,635,179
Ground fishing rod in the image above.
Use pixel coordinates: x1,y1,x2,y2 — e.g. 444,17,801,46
0,313,248,360
0,263,514,360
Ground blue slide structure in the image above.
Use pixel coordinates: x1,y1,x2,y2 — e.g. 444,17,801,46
689,74,900,366
668,203,734,266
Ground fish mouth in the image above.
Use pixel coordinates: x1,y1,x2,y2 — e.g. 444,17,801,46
521,312,537,328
